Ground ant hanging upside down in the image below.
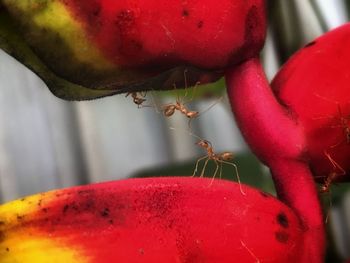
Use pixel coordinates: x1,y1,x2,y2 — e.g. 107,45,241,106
162,97,199,119
125,92,147,108
161,83,223,129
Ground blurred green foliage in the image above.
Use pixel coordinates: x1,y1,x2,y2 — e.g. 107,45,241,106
154,77,226,101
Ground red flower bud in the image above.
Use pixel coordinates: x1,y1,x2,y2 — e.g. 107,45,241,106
0,0,266,100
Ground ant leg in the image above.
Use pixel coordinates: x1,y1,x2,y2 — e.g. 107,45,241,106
219,162,223,179
187,96,224,129
192,156,208,177
182,69,200,103
197,96,224,117
188,118,194,132
324,190,333,224
181,68,199,105
324,151,345,175
183,81,200,105
187,95,224,132
213,160,219,178
240,240,260,263
209,160,220,185
330,138,344,148
314,93,339,104
221,160,246,195
319,151,345,197
172,82,181,105
183,69,189,98
200,158,210,178
149,92,161,113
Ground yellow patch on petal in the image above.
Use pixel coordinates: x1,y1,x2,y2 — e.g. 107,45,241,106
34,1,114,70
0,192,91,262
4,0,115,71
0,230,89,263
0,192,55,225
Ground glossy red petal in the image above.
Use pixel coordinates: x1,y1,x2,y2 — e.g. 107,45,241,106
61,0,266,68
0,177,303,263
272,23,350,182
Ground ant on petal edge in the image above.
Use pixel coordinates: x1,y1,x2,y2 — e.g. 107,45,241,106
125,92,147,108
320,150,345,193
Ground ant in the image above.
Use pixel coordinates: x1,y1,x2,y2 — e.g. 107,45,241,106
162,90,223,129
161,69,201,127
125,92,147,108
318,150,345,223
160,69,224,129
162,93,199,119
320,150,345,193
162,83,223,128
193,139,245,195
314,94,350,148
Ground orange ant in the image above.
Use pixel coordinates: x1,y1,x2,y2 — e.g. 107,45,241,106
320,150,345,193
162,92,224,130
318,150,345,223
162,95,199,119
160,69,202,128
159,69,224,129
126,92,147,108
193,138,245,195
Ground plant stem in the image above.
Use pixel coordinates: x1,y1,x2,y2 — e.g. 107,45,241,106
270,159,325,263
225,58,325,262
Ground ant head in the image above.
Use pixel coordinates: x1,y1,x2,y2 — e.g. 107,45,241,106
163,105,176,116
196,140,211,149
135,97,146,104
186,111,199,118
221,152,234,161
196,140,210,148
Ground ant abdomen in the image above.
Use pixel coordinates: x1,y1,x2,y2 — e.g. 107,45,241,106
186,111,199,119
220,152,234,161
163,105,176,116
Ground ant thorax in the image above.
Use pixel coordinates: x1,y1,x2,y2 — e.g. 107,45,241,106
196,140,210,148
